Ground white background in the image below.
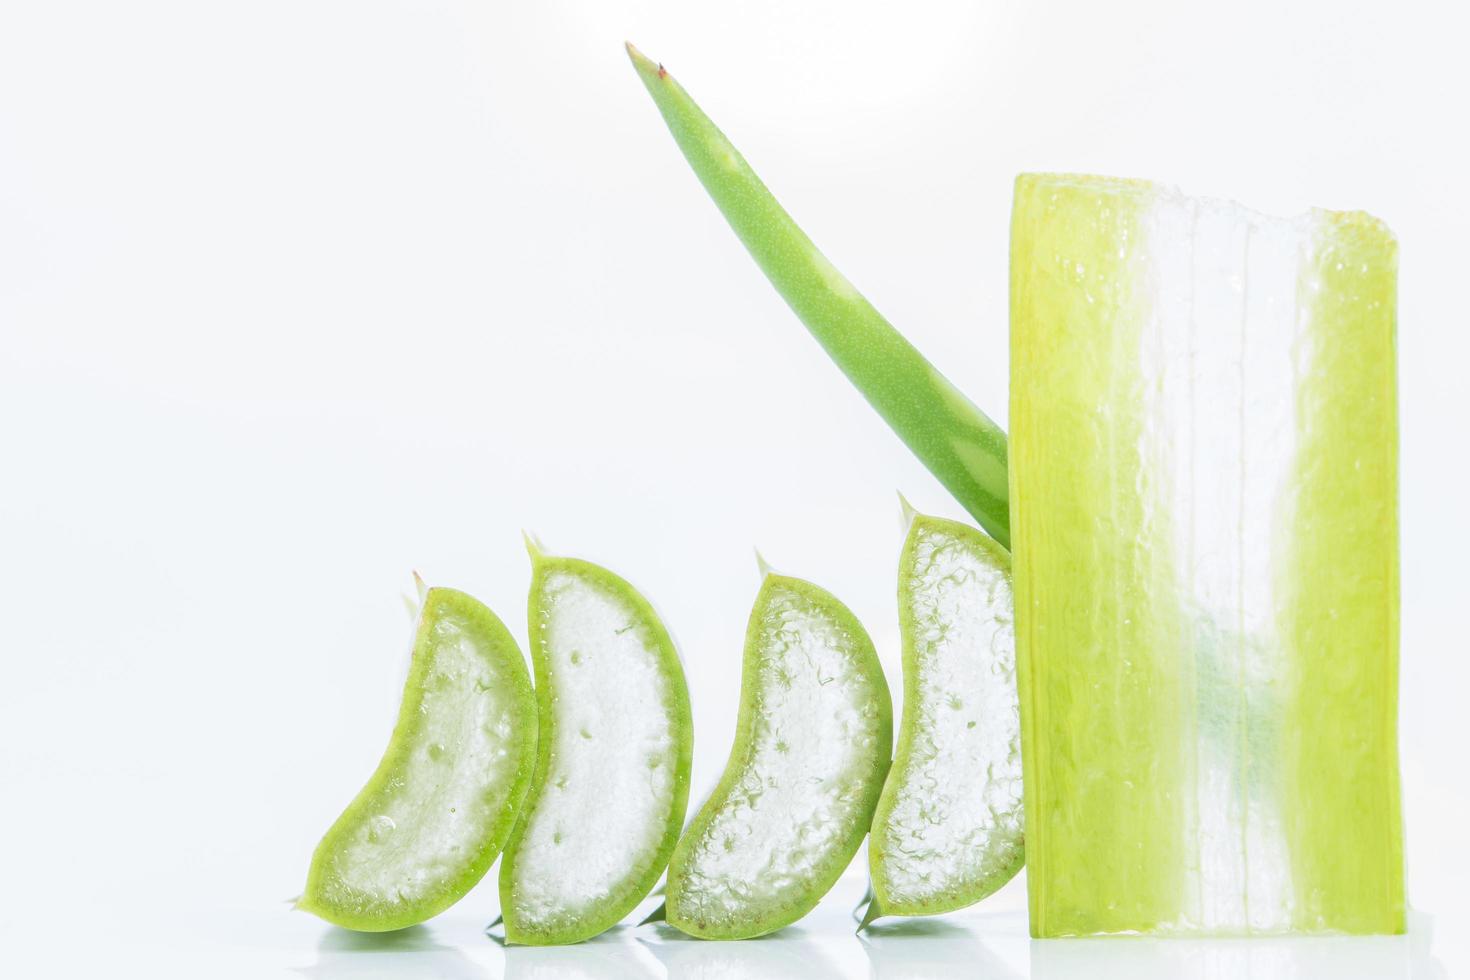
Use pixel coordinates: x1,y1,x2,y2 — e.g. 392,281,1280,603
2,1,1465,976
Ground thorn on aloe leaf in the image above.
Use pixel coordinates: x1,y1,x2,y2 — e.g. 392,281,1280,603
896,491,919,531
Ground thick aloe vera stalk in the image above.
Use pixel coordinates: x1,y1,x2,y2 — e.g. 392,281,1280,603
627,44,1010,547
1010,174,1403,936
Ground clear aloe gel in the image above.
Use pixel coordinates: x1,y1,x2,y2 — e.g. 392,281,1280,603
864,507,1023,926
1010,174,1404,936
499,544,693,945
300,583,537,932
661,565,892,940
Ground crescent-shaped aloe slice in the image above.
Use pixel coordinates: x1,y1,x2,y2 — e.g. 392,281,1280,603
626,44,1010,548
499,544,693,945
659,565,892,940
863,507,1023,927
299,582,537,932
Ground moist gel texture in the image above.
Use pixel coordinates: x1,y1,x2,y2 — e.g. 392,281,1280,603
500,553,692,945
300,587,536,932
665,573,892,939
1010,173,1403,937
867,512,1023,922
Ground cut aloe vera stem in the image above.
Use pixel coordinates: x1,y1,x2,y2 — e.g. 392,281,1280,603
300,585,537,932
1010,173,1403,937
626,44,1010,548
499,545,693,945
864,510,1023,926
661,566,892,939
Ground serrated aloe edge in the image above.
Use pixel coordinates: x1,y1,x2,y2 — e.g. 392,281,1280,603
626,43,1010,548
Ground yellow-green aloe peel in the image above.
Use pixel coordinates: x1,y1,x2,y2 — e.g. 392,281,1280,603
864,508,1023,927
300,585,537,932
499,547,693,945
627,44,1010,548
1282,211,1403,933
1010,174,1403,936
662,569,892,939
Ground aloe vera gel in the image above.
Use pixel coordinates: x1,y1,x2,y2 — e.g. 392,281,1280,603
1010,174,1403,936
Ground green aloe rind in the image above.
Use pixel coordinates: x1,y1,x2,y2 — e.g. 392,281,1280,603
627,44,1010,548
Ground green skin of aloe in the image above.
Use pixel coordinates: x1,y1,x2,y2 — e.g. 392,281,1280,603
627,44,1010,549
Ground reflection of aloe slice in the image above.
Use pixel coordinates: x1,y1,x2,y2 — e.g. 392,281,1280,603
643,926,849,980
660,566,892,939
864,508,1023,926
300,583,536,932
1011,173,1403,936
627,44,1009,547
500,544,693,945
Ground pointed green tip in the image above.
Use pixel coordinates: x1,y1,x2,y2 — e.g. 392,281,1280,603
625,41,665,84
896,491,920,530
522,530,547,562
638,902,668,926
754,548,777,580
412,570,428,604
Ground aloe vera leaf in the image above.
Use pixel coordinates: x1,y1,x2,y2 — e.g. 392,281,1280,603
499,546,694,945
663,567,892,939
626,44,1010,548
300,585,537,932
1010,173,1403,936
865,509,1023,924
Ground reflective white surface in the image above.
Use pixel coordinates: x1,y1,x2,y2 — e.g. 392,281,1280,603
6,875,1451,979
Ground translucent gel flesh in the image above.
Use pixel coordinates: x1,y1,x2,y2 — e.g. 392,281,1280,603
668,578,890,937
1010,174,1403,937
504,565,686,940
871,517,1023,913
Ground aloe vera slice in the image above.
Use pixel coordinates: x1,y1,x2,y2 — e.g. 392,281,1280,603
1010,173,1404,936
499,545,693,945
864,507,1023,926
661,566,892,939
300,583,537,932
626,44,1010,548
